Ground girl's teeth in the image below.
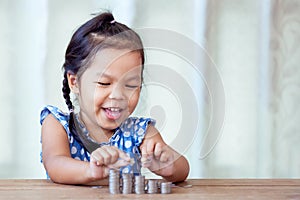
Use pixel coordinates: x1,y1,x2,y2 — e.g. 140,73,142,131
105,107,122,120
109,108,120,112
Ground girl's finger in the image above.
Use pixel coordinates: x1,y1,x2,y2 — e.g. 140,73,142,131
100,148,113,165
141,139,154,160
103,146,120,164
91,151,104,166
154,143,163,160
105,146,130,162
102,166,110,177
108,158,131,170
146,140,155,155
116,148,131,162
160,150,173,163
140,141,154,166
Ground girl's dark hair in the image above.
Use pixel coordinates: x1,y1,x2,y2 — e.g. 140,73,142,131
61,12,144,148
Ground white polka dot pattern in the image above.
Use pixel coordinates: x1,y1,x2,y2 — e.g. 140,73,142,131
40,105,156,177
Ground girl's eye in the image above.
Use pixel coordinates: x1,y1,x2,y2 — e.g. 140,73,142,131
125,85,139,89
97,82,110,86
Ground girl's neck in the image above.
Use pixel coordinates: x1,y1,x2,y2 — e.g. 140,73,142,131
77,113,114,144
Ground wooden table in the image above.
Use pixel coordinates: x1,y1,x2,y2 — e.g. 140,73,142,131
0,179,300,199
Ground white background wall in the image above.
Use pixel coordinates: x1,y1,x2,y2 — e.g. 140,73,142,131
0,0,299,179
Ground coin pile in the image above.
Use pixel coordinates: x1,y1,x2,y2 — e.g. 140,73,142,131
147,179,158,194
134,175,145,194
160,182,172,194
122,173,133,194
109,169,120,194
108,171,172,194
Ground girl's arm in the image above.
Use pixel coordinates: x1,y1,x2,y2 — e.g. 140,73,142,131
41,114,129,185
42,114,101,184
139,125,190,183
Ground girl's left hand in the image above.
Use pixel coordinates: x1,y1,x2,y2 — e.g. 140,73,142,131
140,141,175,177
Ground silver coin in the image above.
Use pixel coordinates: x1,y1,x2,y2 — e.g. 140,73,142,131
122,173,133,194
109,169,120,194
134,175,145,194
147,179,158,194
160,182,172,194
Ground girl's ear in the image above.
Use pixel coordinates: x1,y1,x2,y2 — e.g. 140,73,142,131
67,73,79,94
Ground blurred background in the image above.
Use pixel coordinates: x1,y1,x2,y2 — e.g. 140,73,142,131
0,0,299,179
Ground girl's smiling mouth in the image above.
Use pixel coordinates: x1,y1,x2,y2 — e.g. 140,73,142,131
103,107,123,120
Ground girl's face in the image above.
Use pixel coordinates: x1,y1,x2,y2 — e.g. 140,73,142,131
73,49,142,134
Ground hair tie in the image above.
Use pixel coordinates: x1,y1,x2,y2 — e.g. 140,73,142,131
110,20,116,24
69,109,74,113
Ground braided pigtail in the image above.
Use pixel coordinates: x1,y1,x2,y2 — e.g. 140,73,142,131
62,70,75,125
62,70,81,147
62,72,73,112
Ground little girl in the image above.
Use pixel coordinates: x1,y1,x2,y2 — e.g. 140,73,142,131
40,12,189,185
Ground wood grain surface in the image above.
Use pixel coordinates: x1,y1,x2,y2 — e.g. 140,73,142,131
0,179,299,199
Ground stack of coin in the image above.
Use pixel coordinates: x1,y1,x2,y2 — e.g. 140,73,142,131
147,179,158,194
134,175,145,194
109,169,120,194
160,182,172,194
122,173,133,194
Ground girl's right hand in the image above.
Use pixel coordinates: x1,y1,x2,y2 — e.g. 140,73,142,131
89,146,131,180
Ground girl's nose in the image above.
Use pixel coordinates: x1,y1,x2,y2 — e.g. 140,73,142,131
109,84,124,100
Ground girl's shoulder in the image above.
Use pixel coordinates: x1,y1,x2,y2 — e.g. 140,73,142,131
110,117,156,151
40,105,69,129
120,117,156,132
115,117,156,144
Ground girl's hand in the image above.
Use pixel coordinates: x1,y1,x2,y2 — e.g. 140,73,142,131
89,146,130,180
140,141,175,177
139,125,189,182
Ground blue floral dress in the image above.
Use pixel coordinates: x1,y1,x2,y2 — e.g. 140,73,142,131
40,105,155,176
